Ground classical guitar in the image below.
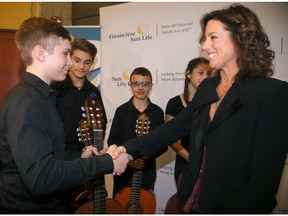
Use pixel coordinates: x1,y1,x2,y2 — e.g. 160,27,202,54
115,113,156,214
75,93,124,214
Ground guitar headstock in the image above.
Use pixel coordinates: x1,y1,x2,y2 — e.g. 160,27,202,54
77,119,92,147
82,93,104,130
135,113,150,137
77,94,104,149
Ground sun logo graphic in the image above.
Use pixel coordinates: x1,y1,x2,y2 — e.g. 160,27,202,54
114,70,131,87
136,23,148,35
122,70,130,81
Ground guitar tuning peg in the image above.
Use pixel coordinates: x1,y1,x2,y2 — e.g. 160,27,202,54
82,113,86,118
81,107,85,111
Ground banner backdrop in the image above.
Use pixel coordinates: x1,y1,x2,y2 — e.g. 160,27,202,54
100,2,288,213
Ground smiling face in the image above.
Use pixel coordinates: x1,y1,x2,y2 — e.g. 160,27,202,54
69,49,93,79
202,20,239,74
43,37,72,84
188,63,211,90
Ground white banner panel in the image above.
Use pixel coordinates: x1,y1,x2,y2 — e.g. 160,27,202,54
100,2,288,214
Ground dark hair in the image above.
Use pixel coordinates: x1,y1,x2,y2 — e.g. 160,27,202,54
199,4,274,81
71,38,97,62
130,67,153,83
183,57,210,104
15,17,71,65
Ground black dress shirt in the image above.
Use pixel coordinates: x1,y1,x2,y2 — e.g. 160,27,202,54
107,97,167,196
0,72,113,213
51,75,107,159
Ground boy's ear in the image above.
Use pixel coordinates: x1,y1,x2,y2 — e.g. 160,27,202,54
33,45,46,62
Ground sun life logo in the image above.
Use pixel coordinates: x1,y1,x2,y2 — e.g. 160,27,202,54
130,23,152,42
136,23,148,35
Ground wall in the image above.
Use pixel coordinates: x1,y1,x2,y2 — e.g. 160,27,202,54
38,2,72,25
0,30,24,104
72,2,124,25
0,2,124,29
0,2,38,29
0,2,72,30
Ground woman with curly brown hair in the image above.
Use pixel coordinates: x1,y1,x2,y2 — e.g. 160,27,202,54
111,4,288,213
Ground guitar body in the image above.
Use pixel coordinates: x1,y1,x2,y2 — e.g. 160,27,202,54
164,193,182,214
164,172,184,214
76,198,124,214
115,187,156,214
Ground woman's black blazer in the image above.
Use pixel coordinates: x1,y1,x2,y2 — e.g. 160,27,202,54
123,75,288,213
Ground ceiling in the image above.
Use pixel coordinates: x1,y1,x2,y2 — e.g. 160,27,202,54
72,2,126,25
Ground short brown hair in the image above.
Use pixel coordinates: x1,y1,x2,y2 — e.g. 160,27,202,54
71,38,97,62
15,17,71,65
130,67,153,83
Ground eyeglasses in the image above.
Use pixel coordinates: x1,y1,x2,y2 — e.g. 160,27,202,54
130,81,152,87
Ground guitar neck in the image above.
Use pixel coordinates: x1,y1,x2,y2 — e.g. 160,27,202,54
93,129,103,150
92,129,106,213
130,169,142,206
129,113,150,207
93,176,106,214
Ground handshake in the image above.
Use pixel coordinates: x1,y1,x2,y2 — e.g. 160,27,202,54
81,144,132,176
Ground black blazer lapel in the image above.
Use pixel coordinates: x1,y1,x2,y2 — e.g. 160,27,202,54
192,105,210,166
208,86,243,133
190,78,218,166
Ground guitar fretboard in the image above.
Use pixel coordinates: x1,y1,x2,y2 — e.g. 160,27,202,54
92,129,106,214
93,177,106,214
130,169,142,206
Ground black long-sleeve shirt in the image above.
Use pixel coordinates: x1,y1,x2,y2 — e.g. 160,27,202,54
107,97,167,196
51,75,107,159
0,72,113,213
